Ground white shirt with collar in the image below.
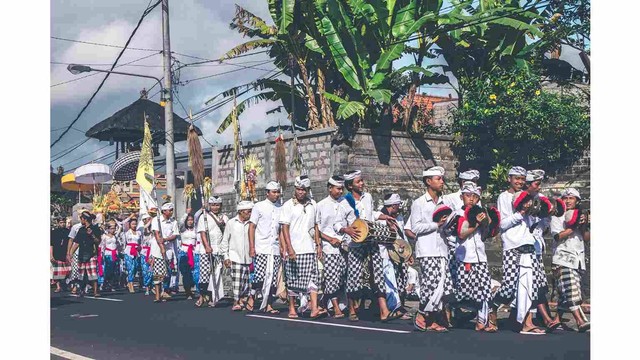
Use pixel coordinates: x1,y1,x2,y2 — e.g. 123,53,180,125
68,223,82,239
454,208,488,263
221,215,252,264
196,212,229,255
150,216,180,258
316,195,355,255
249,199,282,255
410,192,449,258
497,190,535,251
550,215,586,270
280,198,317,254
525,193,551,255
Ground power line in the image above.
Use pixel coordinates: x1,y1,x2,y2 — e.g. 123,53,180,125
51,36,161,52
50,0,162,149
51,138,92,162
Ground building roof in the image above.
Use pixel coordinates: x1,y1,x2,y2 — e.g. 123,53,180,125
392,93,458,123
85,98,202,143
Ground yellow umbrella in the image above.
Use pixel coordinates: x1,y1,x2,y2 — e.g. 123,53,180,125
61,173,93,202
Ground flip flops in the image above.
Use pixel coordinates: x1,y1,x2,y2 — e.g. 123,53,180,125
264,308,280,315
381,310,403,323
333,313,346,319
413,312,427,332
310,309,328,320
578,322,591,333
520,327,546,335
545,321,562,333
288,313,300,318
232,304,244,312
348,313,359,322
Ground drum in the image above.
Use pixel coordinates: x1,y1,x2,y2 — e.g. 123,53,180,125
351,219,398,245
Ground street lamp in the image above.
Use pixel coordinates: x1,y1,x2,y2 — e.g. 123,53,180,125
66,64,167,105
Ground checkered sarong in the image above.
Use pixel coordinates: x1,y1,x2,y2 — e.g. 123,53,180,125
285,253,318,294
493,249,540,305
77,256,98,281
534,254,548,297
448,246,459,291
456,261,491,304
199,254,212,284
152,256,168,285
554,265,583,308
51,260,71,280
323,253,346,296
67,251,80,284
231,262,250,300
347,244,385,297
252,254,282,287
418,256,454,312
394,261,408,296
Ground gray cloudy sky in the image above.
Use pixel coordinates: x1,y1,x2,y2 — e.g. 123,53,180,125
50,0,455,172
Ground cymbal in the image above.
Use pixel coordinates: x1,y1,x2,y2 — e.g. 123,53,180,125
389,238,412,264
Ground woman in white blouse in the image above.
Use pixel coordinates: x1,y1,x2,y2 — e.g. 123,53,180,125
99,220,121,292
179,213,198,299
122,217,143,293
139,214,154,295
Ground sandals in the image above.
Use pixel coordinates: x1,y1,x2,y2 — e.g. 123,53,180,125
348,313,359,322
245,301,254,313
310,309,328,320
520,327,546,335
232,304,244,312
578,322,591,333
381,310,403,323
333,313,346,319
264,308,280,315
545,320,562,333
195,297,207,308
288,313,299,319
426,325,449,333
413,312,427,332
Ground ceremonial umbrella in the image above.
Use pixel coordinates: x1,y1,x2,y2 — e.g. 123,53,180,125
111,151,141,182
74,163,113,184
61,173,93,203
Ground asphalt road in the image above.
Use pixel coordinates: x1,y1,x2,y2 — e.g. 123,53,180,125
51,291,589,360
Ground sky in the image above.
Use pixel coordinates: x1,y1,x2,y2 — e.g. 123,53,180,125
50,0,457,173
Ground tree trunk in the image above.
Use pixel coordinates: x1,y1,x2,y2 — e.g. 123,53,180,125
296,58,321,130
403,83,417,131
317,66,336,128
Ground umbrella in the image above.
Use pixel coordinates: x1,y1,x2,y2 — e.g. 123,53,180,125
111,151,141,182
61,173,93,192
74,163,112,184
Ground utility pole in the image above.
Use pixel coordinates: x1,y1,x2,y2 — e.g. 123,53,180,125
162,0,175,203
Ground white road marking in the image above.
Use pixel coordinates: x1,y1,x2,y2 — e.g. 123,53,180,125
246,314,411,334
70,314,99,318
50,346,95,360
68,294,123,302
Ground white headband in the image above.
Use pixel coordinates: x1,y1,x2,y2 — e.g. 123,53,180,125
459,169,480,181
208,196,222,204
328,176,344,187
141,214,151,221
526,169,545,182
383,193,402,206
423,166,445,177
343,170,362,181
295,175,311,188
236,201,254,211
161,202,174,211
508,166,527,176
461,181,481,196
265,181,281,191
561,187,581,199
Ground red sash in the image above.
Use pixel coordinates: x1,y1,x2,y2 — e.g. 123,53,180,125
142,246,151,263
182,243,195,269
127,243,139,257
97,248,103,276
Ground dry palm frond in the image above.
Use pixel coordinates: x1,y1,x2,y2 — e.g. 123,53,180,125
203,177,213,200
187,124,205,189
274,134,287,189
183,184,195,203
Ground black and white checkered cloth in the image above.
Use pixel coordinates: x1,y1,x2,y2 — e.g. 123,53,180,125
199,254,212,284
231,262,250,301
456,261,491,303
322,253,346,296
347,244,385,297
534,254,548,297
448,246,459,292
554,265,583,308
67,251,80,284
285,253,318,293
394,261,408,296
152,256,167,285
252,254,282,287
493,249,540,305
418,256,454,312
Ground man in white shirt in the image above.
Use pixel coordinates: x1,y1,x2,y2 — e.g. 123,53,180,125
196,195,229,308
410,166,455,332
342,170,398,322
490,166,545,335
66,209,88,294
551,188,590,332
316,175,353,319
406,266,420,300
247,181,283,314
221,200,254,311
524,169,562,332
150,202,179,303
280,175,325,319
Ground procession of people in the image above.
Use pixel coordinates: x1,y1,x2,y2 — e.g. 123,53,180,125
51,167,590,334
